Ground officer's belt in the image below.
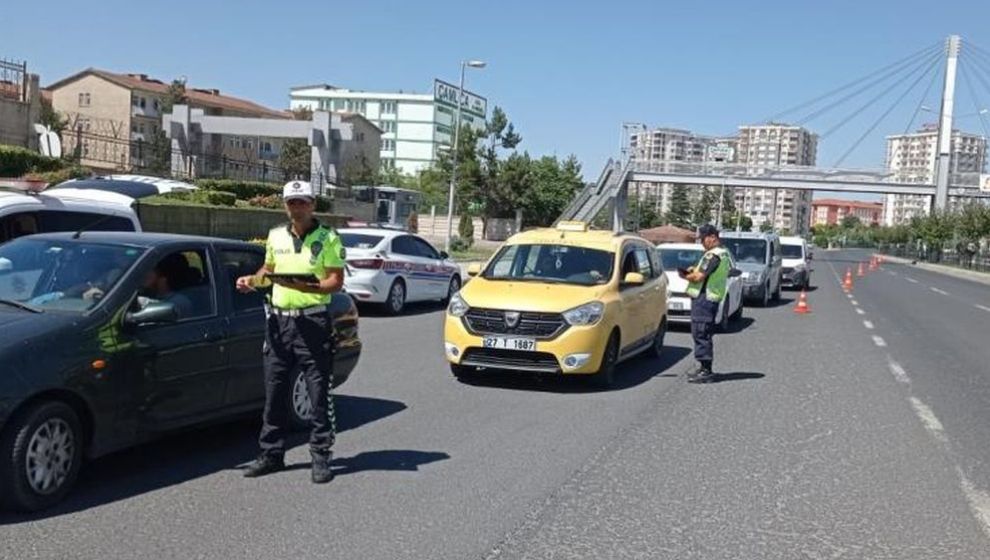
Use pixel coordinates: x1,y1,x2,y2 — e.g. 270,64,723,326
265,304,329,318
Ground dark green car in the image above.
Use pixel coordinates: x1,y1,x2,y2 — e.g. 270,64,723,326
0,232,361,511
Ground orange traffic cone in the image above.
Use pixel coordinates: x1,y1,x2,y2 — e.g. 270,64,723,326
843,268,854,292
869,256,878,271
857,262,866,277
794,289,812,314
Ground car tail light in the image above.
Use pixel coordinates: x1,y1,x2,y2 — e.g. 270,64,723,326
348,258,384,269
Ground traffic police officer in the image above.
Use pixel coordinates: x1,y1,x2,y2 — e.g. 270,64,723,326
679,224,730,384
236,180,345,483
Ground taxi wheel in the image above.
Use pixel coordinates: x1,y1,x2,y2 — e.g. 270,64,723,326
650,319,667,358
0,401,84,512
385,280,406,315
591,333,619,390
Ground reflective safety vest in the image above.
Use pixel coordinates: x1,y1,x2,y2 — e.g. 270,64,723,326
265,221,345,309
686,246,730,303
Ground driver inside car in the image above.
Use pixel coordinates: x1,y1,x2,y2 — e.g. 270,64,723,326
136,253,195,319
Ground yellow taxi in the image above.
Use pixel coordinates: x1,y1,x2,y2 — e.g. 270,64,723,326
444,221,668,388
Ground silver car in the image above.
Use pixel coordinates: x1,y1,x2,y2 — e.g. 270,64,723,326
721,232,783,307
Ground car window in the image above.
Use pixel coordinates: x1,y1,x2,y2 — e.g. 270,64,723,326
138,249,215,321
620,247,639,277
37,210,135,234
484,243,614,286
0,213,39,243
411,237,439,259
391,236,418,257
633,246,654,278
340,233,384,250
220,249,265,313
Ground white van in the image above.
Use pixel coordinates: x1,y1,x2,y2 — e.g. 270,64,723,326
779,236,812,290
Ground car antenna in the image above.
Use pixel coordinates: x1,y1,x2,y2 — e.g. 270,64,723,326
72,214,114,239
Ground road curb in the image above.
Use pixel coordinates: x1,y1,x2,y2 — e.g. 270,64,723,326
881,254,990,286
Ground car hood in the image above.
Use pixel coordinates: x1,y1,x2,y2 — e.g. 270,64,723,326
782,258,805,267
460,277,607,313
663,271,689,293
735,262,768,274
0,310,80,348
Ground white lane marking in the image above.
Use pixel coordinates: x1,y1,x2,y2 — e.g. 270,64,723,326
846,294,853,299
888,270,898,276
872,335,887,347
976,304,990,313
931,287,949,295
906,277,919,284
863,320,874,329
909,396,947,443
855,308,866,315
956,467,990,539
851,299,859,306
887,359,910,384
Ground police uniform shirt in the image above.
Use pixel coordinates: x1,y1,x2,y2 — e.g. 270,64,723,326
265,220,345,309
695,252,721,294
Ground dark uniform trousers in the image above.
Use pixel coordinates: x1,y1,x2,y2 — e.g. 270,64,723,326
259,310,336,456
690,297,719,367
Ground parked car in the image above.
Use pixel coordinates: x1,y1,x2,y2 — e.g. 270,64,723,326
656,242,743,331
0,232,361,512
340,227,461,314
0,181,141,243
721,232,783,307
444,221,668,389
780,236,812,290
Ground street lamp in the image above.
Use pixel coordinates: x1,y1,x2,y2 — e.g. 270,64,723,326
445,59,486,252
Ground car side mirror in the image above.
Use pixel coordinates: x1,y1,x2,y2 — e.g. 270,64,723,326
467,263,482,277
729,268,742,278
622,272,645,286
439,251,449,260
807,253,813,261
124,301,178,327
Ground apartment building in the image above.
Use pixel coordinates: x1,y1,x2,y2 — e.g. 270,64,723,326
811,198,883,227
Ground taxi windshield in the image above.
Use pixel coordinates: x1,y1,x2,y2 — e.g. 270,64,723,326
483,243,614,286
0,238,144,313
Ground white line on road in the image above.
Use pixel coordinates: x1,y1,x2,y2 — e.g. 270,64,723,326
872,335,887,347
976,304,990,313
846,294,853,299
851,299,859,306
931,287,949,295
887,270,898,276
887,359,910,384
956,467,990,540
906,277,919,284
855,308,865,315
909,396,947,443
863,320,874,329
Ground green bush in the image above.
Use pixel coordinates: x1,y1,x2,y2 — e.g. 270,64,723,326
161,190,237,207
458,213,475,242
195,179,282,200
0,145,67,177
450,236,473,252
23,164,90,185
247,193,331,212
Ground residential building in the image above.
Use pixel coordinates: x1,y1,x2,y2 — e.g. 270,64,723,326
626,127,734,217
0,58,41,149
811,198,884,227
289,81,488,174
47,68,289,176
883,124,987,226
735,124,818,235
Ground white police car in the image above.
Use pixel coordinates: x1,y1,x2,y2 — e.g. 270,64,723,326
340,227,461,314
656,242,744,331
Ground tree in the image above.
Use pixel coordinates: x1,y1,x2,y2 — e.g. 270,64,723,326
521,155,584,227
910,211,955,261
665,185,692,228
278,139,310,180
841,215,862,229
160,79,187,114
724,213,753,232
719,187,737,223
628,195,663,230
39,98,67,134
692,187,717,226
759,221,774,233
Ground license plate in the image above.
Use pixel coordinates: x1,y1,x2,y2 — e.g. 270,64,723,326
670,301,685,311
482,336,536,351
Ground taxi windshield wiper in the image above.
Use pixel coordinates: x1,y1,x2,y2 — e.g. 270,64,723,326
0,298,43,313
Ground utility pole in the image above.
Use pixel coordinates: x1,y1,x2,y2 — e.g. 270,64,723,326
934,35,961,212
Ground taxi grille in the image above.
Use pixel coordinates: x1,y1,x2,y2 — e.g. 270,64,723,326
463,308,568,339
461,348,560,373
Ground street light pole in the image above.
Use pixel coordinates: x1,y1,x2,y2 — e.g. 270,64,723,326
445,60,486,252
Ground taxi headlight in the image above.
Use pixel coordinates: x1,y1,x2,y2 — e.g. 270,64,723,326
562,301,605,326
447,292,470,317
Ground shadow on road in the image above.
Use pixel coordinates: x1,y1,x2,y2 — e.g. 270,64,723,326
0,394,407,525
721,316,755,334
288,450,451,476
457,345,692,394
711,372,766,383
357,301,445,318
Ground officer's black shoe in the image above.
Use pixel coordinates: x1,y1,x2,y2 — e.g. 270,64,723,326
689,366,716,384
242,454,285,478
311,451,334,484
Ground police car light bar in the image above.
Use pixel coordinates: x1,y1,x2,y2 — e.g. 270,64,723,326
0,179,49,194
556,221,589,232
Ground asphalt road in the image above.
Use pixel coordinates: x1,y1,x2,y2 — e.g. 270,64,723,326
2,250,990,559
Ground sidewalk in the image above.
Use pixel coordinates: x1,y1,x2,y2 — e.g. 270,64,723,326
881,254,990,287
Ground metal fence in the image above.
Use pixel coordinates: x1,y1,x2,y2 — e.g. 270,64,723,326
0,58,26,102
882,244,990,274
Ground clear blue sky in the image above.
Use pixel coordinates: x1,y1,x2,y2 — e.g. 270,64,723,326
7,0,990,195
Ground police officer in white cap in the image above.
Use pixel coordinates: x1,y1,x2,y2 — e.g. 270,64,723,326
236,181,345,483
